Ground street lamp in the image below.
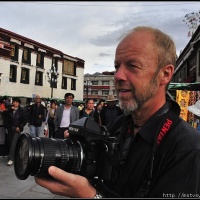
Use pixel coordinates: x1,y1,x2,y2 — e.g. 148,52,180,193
84,79,92,99
46,62,59,98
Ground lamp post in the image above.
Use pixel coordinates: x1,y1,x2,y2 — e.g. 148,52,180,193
84,79,92,99
46,63,59,98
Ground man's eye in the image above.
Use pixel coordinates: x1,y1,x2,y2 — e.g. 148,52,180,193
114,64,119,70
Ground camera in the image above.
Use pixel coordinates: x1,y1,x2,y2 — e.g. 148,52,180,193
14,117,119,184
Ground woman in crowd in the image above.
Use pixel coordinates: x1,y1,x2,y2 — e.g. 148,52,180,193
44,100,57,138
80,98,101,125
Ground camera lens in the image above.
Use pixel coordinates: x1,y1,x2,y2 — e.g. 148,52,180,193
14,133,83,180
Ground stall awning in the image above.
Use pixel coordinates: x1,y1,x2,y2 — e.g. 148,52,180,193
168,82,200,91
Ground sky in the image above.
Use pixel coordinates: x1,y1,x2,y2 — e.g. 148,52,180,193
0,1,200,74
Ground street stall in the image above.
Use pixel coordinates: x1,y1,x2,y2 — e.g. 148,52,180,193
168,82,200,129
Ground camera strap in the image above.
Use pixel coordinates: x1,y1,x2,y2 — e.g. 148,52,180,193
115,100,181,197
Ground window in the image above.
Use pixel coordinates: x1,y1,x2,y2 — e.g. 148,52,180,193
102,90,109,95
62,77,67,89
91,81,98,85
22,48,31,65
71,79,76,90
92,90,98,95
36,52,44,68
102,81,109,85
63,60,76,76
20,67,29,84
9,65,17,82
10,43,19,62
35,71,43,86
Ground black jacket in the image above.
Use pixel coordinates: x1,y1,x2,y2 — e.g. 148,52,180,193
28,103,45,126
100,105,123,126
3,105,27,132
79,108,100,124
93,100,200,198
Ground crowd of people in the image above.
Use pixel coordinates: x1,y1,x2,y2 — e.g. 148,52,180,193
0,92,124,166
1,25,200,198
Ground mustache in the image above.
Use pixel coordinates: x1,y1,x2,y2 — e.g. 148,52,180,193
115,82,134,92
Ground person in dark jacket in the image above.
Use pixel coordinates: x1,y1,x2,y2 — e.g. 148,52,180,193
28,94,45,137
34,26,200,198
3,97,27,166
100,95,123,126
80,98,101,125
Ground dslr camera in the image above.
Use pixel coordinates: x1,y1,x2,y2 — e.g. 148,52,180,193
14,117,119,184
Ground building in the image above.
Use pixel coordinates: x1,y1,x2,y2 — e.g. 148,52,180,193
172,25,200,84
84,71,115,101
0,27,85,105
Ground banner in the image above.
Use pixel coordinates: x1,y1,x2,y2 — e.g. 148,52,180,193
176,90,190,121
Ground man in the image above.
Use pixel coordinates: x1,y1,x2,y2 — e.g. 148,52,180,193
54,93,79,139
34,26,200,197
100,94,123,126
28,94,45,137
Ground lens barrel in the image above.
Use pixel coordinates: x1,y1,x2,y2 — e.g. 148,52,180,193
14,133,83,180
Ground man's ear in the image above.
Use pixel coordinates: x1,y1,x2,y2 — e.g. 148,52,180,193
160,64,174,85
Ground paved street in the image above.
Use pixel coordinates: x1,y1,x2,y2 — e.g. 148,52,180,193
0,122,67,199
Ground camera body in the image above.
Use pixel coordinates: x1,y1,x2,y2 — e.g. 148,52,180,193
14,117,119,184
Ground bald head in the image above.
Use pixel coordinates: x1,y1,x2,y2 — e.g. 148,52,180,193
117,26,177,69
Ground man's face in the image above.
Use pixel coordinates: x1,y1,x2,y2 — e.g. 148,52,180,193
35,96,41,103
107,101,117,107
13,101,19,107
114,31,160,112
65,95,73,105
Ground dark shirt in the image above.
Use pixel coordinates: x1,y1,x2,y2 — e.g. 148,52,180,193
100,105,123,126
11,108,20,126
79,108,100,124
28,103,45,127
96,100,200,198
3,106,27,132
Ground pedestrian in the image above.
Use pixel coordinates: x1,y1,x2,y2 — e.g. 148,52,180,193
95,99,104,115
3,96,11,109
79,98,101,125
3,97,27,166
44,100,57,138
78,103,84,111
0,97,8,156
100,94,123,126
54,93,79,139
34,26,200,197
28,94,45,137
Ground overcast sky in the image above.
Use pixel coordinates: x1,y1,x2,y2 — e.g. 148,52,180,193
1,1,200,74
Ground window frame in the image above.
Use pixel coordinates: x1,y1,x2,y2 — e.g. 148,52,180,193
20,67,30,84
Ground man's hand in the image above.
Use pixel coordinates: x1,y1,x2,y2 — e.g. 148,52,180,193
64,130,69,138
34,166,96,198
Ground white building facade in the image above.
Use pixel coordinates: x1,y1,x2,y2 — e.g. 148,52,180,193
84,72,116,101
0,28,85,103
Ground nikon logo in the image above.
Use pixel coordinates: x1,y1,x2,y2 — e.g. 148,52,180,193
69,127,79,132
